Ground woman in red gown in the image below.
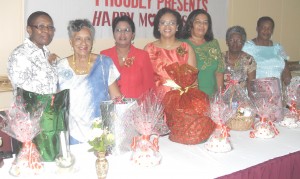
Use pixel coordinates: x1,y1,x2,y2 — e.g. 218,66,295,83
144,8,197,96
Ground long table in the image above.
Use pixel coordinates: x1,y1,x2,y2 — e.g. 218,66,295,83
1,125,300,179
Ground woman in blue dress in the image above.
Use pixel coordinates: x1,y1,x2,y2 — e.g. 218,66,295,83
242,16,291,86
56,19,121,144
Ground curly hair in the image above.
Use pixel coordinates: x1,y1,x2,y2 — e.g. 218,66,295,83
226,25,247,44
67,19,95,39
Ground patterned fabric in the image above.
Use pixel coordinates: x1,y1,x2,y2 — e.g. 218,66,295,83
8,38,58,95
101,45,155,98
242,40,287,80
57,55,120,143
144,42,189,96
182,39,225,97
222,51,256,88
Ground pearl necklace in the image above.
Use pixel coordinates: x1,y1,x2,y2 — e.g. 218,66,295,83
72,53,91,75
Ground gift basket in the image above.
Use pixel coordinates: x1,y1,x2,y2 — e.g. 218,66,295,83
100,97,138,155
16,88,70,162
250,99,279,139
279,77,300,128
249,77,283,122
205,92,233,153
222,79,256,131
0,96,45,176
126,90,166,167
162,63,215,145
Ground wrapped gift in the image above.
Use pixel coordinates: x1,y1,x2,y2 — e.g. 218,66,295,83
100,97,138,155
0,96,45,176
162,63,215,145
16,88,70,162
249,77,283,122
223,84,256,131
250,100,279,139
126,90,165,167
280,77,300,128
205,92,232,153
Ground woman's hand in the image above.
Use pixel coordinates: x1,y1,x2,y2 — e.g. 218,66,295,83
48,53,59,65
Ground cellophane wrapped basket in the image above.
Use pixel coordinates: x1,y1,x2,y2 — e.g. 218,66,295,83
0,96,45,176
162,63,215,145
249,77,283,122
223,82,256,131
249,99,279,139
279,77,300,128
205,92,232,153
125,90,166,167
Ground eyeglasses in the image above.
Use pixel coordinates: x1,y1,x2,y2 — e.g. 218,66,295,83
30,24,55,31
193,20,209,26
228,39,243,45
159,21,177,26
115,28,132,34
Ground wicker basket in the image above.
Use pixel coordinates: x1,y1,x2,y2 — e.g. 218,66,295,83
226,116,254,131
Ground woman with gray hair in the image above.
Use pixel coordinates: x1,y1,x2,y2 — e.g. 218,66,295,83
222,25,256,94
56,19,121,144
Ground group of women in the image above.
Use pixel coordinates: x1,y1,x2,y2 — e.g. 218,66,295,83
8,8,291,145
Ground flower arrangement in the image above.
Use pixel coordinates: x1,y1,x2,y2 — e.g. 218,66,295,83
88,119,115,153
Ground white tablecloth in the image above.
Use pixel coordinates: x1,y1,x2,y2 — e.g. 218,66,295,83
1,125,300,179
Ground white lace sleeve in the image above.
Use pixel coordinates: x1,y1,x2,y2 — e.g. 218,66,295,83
108,63,120,85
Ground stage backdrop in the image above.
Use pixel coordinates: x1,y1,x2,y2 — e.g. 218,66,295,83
25,0,228,39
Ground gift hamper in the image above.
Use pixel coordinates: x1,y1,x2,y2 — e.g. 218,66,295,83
125,90,167,167
205,92,233,153
280,77,300,128
249,77,283,122
0,96,45,176
222,80,256,131
162,63,215,145
250,99,279,139
16,88,70,162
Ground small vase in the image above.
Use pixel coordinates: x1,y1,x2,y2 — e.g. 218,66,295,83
95,151,109,179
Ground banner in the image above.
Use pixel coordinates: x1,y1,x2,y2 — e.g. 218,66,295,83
25,0,228,39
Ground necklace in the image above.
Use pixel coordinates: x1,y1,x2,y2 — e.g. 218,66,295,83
227,51,241,67
116,47,130,65
72,53,91,75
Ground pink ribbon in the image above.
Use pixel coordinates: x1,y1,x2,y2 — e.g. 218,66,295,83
223,78,239,94
216,123,230,138
290,101,300,119
131,135,159,152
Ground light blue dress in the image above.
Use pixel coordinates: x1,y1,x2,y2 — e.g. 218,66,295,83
242,40,288,80
57,55,119,144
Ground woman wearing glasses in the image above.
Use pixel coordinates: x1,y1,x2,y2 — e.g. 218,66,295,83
8,11,58,95
57,19,121,144
144,7,196,96
222,26,256,94
181,9,224,97
101,15,154,98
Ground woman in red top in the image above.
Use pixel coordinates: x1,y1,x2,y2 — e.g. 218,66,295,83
101,15,155,98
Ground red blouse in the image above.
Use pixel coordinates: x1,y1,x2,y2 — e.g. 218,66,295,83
101,45,155,98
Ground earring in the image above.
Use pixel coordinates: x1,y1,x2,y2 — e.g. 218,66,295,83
131,40,134,44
